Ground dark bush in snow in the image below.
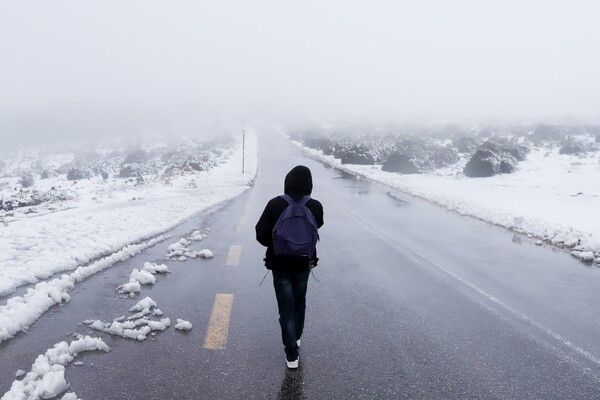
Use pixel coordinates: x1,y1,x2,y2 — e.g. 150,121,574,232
381,154,419,174
67,168,94,181
464,142,518,177
19,172,35,188
431,146,459,168
303,138,337,155
506,145,529,161
452,136,482,154
41,170,58,179
119,164,141,178
559,142,586,155
531,124,566,143
339,145,376,165
56,164,73,175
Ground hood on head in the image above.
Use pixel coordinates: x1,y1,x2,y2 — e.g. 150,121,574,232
284,165,313,196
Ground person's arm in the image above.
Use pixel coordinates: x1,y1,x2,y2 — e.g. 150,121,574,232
255,202,274,247
309,200,324,229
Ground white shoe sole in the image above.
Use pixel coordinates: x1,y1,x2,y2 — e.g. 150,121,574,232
286,357,299,369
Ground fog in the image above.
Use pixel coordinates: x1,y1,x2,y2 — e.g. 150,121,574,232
1,0,599,145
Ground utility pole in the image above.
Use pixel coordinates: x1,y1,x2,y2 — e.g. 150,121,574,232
242,128,245,175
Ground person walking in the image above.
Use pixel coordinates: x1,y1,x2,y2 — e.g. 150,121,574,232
255,165,324,369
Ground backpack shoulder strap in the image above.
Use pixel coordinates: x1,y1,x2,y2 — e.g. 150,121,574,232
299,195,311,206
279,194,293,205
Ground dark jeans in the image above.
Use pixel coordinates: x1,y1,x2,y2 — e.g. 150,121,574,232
272,270,310,361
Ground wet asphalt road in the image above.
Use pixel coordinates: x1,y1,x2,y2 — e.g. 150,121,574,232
2,129,600,399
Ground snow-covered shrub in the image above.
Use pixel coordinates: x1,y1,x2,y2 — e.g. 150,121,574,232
431,145,460,168
19,172,35,188
0,188,74,211
463,142,518,177
559,141,586,155
67,167,93,181
452,136,482,154
40,169,58,179
530,124,566,144
505,144,529,161
339,144,377,165
119,164,141,178
123,151,151,165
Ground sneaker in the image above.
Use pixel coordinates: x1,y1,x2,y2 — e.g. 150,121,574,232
286,357,299,369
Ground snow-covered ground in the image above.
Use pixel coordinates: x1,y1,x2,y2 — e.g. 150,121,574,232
293,139,600,265
0,130,257,298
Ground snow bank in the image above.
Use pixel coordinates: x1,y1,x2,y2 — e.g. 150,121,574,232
1,336,109,400
0,236,167,344
166,238,214,261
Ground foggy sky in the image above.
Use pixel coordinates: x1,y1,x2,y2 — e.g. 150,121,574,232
1,0,600,143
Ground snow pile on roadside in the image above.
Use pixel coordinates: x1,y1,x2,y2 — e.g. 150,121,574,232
142,262,170,274
1,336,110,400
189,230,208,241
0,236,167,344
85,297,171,341
174,319,193,331
166,238,214,261
296,140,600,262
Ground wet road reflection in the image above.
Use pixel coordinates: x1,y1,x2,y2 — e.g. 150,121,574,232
276,367,305,400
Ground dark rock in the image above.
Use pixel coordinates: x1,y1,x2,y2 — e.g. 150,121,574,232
381,154,420,174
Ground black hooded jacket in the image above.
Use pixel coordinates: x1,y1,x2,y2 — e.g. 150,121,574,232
255,166,324,272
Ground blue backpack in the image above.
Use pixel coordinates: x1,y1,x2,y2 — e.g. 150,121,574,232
272,195,319,259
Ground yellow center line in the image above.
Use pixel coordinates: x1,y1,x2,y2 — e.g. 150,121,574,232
203,293,234,350
226,245,242,266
